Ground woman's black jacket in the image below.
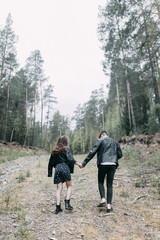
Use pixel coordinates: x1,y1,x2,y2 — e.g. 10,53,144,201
48,147,76,177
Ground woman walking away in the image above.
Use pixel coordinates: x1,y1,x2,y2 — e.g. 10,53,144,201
48,135,81,214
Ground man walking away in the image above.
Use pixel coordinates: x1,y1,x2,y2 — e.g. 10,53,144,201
81,131,122,213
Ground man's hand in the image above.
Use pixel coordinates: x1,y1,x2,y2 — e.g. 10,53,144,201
79,164,84,169
75,162,84,168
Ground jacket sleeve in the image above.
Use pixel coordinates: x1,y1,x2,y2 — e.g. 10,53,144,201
66,147,77,164
82,139,101,166
66,148,76,174
117,143,123,159
48,154,55,177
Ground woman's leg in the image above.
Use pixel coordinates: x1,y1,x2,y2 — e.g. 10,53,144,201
56,182,63,205
65,181,73,210
66,180,72,200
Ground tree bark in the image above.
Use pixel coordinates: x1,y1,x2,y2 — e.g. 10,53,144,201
32,80,37,146
10,128,15,142
24,88,28,146
153,43,160,95
3,75,10,140
115,74,123,136
155,0,160,19
40,83,43,146
144,15,160,105
122,48,137,135
102,105,105,130
0,35,8,87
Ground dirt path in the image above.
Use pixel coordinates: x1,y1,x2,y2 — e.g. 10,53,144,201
0,154,160,240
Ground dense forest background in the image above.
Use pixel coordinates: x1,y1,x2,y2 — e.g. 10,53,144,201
0,0,160,154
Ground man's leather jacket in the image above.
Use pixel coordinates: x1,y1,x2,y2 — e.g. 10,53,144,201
82,136,122,168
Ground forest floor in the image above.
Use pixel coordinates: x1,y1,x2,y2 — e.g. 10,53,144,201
0,143,160,240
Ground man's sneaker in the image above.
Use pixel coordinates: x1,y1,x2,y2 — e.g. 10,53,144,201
97,202,106,207
106,207,113,213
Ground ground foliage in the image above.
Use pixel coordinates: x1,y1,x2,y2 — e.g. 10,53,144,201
0,142,159,240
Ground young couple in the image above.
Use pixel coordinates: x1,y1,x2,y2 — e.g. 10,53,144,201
48,131,122,214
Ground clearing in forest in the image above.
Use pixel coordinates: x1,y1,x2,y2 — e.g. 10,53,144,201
0,144,160,240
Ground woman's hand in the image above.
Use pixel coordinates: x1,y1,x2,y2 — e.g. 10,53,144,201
75,162,84,168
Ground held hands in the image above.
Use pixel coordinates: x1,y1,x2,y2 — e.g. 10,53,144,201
76,163,84,169
79,163,84,169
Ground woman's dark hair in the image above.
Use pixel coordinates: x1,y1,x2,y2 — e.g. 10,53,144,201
52,135,68,155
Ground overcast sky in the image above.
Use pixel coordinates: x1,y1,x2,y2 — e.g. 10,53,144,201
0,0,108,118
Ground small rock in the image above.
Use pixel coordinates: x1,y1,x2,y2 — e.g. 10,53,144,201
13,223,18,227
66,230,73,235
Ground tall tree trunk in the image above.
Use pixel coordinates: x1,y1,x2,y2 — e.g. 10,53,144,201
0,57,4,88
10,128,15,142
144,16,160,105
102,105,105,130
153,43,160,95
79,121,83,153
40,85,43,146
85,118,88,139
155,0,160,19
59,128,61,136
0,37,7,87
3,76,10,140
115,74,123,136
143,15,160,122
122,48,137,135
24,88,28,146
97,117,99,138
32,81,37,146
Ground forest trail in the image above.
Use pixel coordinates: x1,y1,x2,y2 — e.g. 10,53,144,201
0,149,160,240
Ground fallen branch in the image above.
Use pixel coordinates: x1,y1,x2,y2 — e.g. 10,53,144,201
133,195,147,203
114,178,131,182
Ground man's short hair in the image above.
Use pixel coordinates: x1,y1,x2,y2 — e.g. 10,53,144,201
99,131,107,138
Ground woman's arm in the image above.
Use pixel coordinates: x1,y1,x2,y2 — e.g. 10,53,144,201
66,147,82,168
48,154,55,177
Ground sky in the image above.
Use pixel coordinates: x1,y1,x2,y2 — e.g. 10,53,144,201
0,0,108,118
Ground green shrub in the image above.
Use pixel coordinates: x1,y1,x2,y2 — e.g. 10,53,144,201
134,179,142,188
17,173,26,183
26,170,31,178
120,191,129,198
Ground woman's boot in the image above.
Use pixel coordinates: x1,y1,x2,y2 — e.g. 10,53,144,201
54,204,62,214
64,199,73,210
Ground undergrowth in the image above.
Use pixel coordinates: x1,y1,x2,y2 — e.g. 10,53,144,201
0,150,34,164
122,144,160,197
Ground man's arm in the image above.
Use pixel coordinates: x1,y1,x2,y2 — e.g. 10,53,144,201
117,143,122,159
82,139,101,167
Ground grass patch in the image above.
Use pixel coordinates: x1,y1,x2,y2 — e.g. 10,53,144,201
17,173,26,183
15,212,30,239
120,190,129,198
26,170,31,178
16,170,31,183
134,179,142,188
0,150,33,164
0,192,24,213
